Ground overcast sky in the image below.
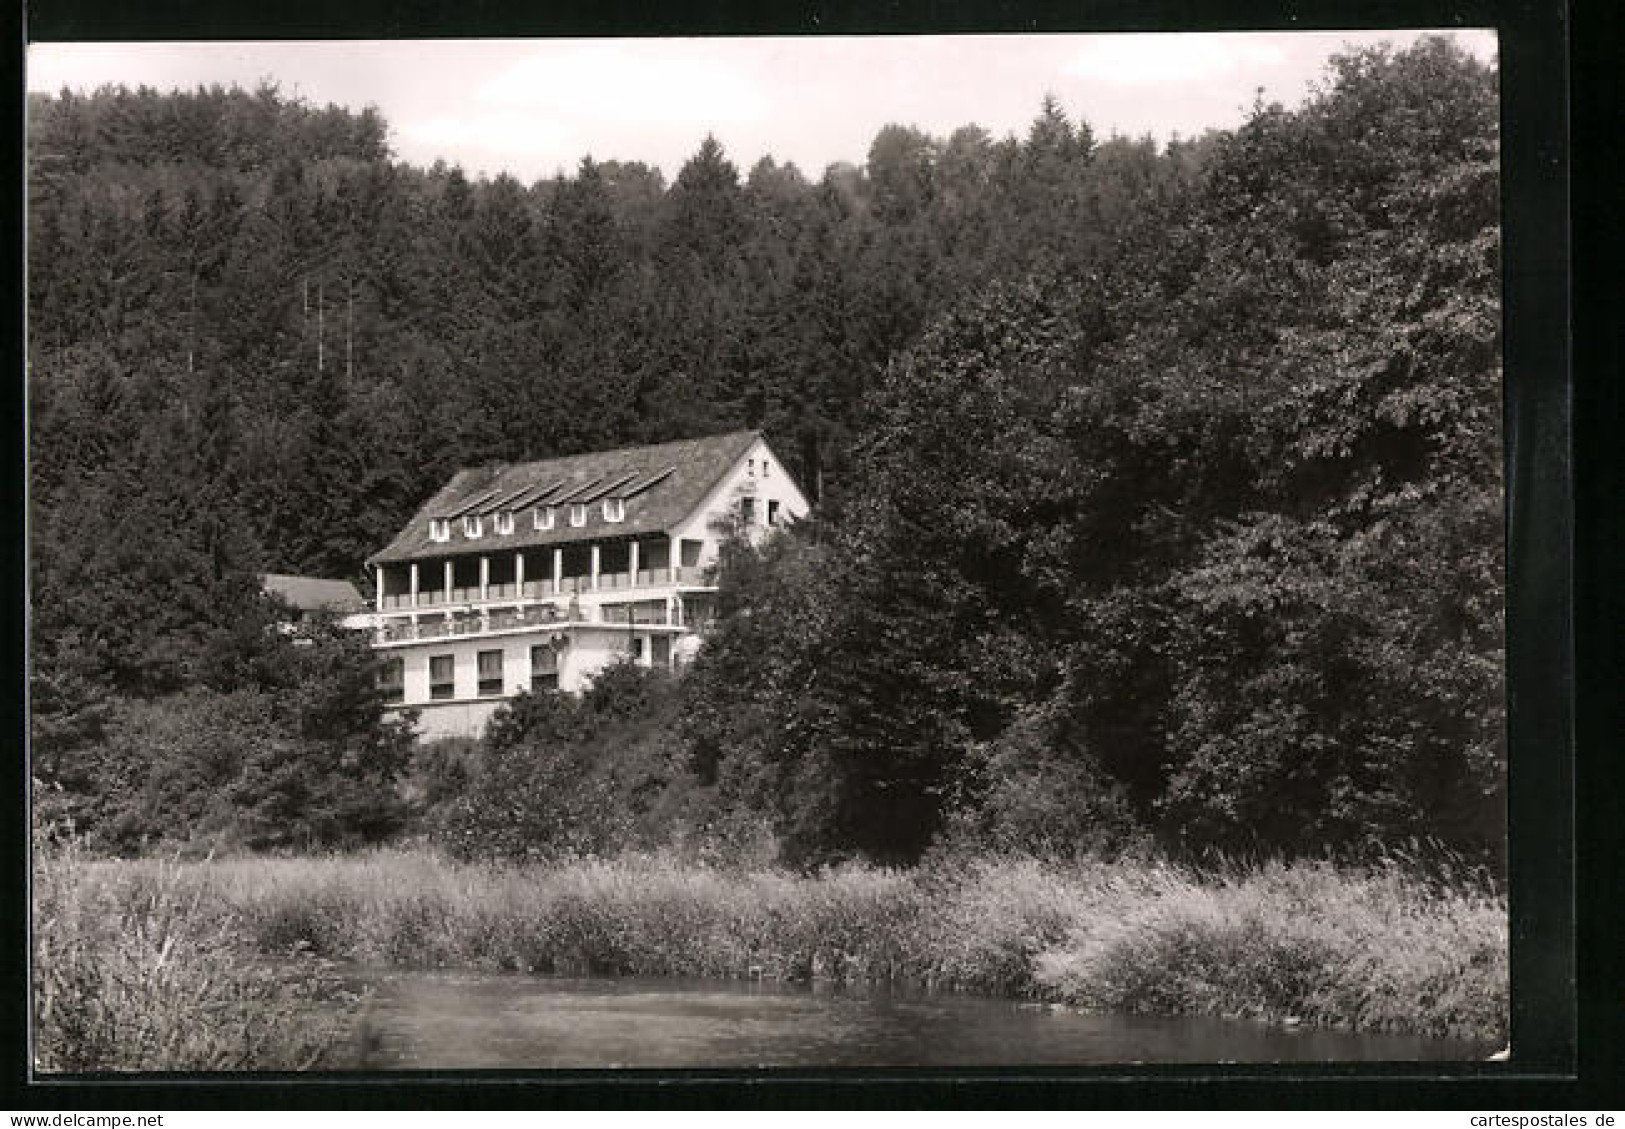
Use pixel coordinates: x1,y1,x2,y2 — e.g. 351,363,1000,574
27,31,1497,184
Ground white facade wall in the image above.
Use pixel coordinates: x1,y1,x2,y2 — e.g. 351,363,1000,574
413,699,506,742
375,436,811,741
385,623,677,740
393,630,563,704
668,437,811,568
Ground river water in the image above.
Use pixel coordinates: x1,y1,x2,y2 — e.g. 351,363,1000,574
348,969,1492,1069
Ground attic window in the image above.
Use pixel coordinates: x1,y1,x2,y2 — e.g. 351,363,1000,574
464,515,483,539
763,461,771,478
570,503,588,528
603,497,625,523
494,511,514,535
535,506,556,531
747,458,756,477
429,519,451,542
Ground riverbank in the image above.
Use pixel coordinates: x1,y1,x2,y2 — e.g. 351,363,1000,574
34,850,1507,1070
32,846,360,1072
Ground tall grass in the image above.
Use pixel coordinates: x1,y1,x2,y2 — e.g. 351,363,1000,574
32,843,363,1073
1030,859,1508,1041
35,848,1509,1070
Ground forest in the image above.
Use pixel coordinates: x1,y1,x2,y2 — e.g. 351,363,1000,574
28,37,1504,872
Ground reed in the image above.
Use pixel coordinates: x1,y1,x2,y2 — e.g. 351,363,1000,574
1030,858,1508,1041
36,847,1509,1068
32,843,362,1073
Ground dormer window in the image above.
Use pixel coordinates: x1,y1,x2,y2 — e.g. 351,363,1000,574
429,518,450,542
569,503,588,528
494,511,514,535
535,506,555,531
603,497,625,523
463,515,483,539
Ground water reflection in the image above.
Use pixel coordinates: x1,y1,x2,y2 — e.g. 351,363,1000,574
347,969,1490,1069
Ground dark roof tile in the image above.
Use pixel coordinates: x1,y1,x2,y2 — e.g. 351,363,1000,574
367,430,761,566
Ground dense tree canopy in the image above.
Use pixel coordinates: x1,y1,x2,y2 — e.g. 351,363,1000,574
675,39,1503,867
29,40,1504,867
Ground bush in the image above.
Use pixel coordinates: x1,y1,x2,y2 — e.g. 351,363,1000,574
33,616,415,856
940,709,1151,862
428,662,689,861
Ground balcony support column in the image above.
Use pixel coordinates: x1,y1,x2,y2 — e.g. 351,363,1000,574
443,560,453,604
374,565,384,613
515,551,525,597
409,562,420,608
590,544,601,590
552,548,562,595
629,541,640,585
479,555,490,602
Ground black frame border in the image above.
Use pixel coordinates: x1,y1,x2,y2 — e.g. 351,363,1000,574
8,0,1600,1109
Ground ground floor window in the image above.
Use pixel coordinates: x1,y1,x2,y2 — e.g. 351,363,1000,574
531,644,559,693
429,654,455,699
379,656,405,703
477,649,503,696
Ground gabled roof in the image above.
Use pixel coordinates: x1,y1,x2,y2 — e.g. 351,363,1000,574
367,430,763,566
261,573,367,613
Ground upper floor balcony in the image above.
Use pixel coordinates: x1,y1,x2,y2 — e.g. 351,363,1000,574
378,565,711,610
373,594,708,647
374,535,713,612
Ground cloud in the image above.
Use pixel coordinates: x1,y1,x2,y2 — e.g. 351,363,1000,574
1064,34,1288,85
480,43,771,125
400,111,575,156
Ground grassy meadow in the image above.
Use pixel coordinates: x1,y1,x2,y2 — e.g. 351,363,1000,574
33,847,1508,1071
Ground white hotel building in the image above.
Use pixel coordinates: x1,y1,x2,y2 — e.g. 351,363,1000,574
365,430,810,739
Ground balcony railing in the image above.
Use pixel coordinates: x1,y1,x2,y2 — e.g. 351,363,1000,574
416,618,452,639
378,563,711,610
376,598,682,645
600,601,672,625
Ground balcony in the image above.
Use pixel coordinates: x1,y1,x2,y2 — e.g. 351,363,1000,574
373,598,683,646
601,600,672,625
381,568,710,610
